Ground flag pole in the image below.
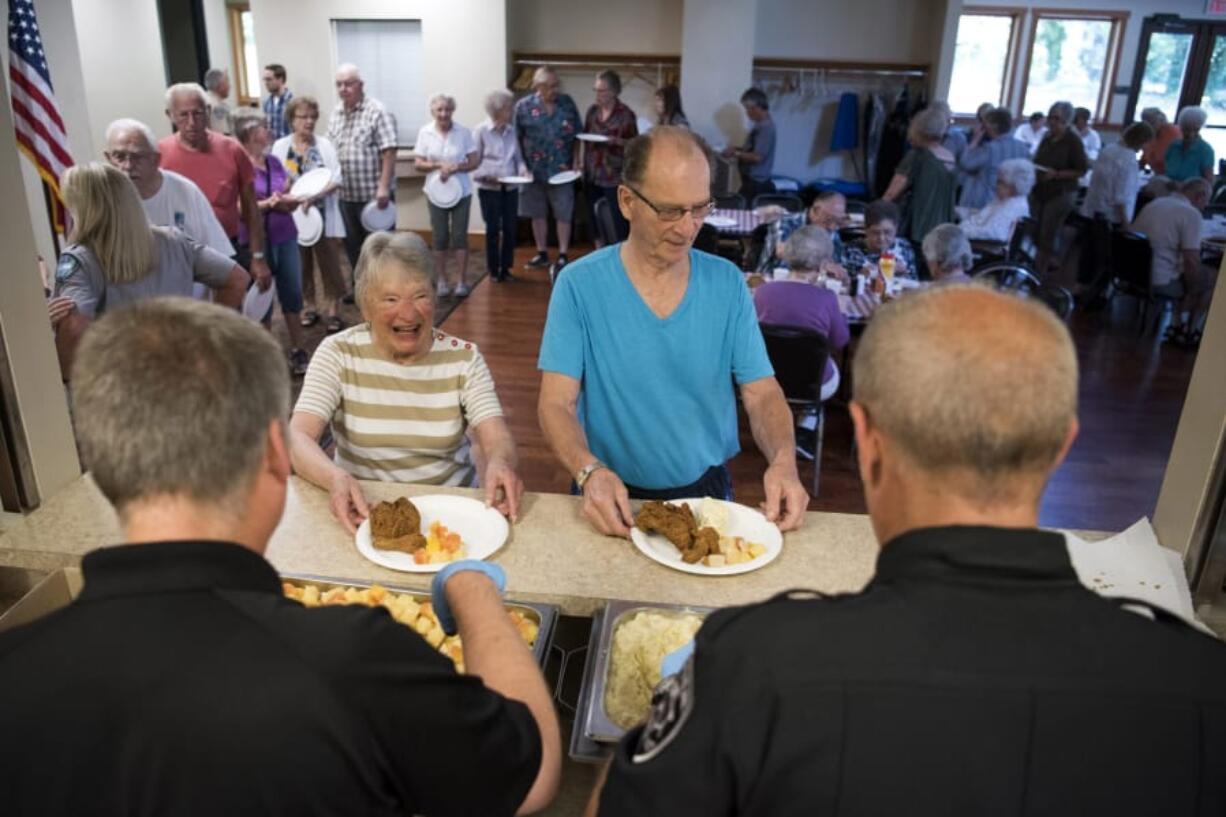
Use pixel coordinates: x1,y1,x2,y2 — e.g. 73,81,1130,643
39,179,62,256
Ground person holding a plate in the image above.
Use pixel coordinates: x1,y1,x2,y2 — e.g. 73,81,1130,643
473,89,530,283
234,110,310,377
587,285,1226,816
583,70,638,246
0,298,561,817
515,65,582,276
272,95,349,335
415,93,480,297
538,127,809,536
291,231,525,532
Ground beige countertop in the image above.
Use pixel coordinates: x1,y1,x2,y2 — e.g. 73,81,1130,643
0,476,882,616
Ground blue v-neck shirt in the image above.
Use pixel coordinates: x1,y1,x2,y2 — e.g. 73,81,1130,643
538,245,773,489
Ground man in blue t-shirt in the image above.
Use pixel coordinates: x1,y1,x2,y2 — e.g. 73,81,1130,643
537,127,808,537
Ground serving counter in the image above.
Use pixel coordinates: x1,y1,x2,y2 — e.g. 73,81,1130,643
0,475,881,615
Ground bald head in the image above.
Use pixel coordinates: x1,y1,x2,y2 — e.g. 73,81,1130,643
852,286,1078,503
622,125,711,188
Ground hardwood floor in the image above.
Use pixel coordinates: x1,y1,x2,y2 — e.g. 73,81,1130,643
439,243,1200,533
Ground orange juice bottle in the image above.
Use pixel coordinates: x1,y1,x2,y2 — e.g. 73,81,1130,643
879,249,896,281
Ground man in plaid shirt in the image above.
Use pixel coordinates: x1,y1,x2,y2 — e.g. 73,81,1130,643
262,64,293,141
328,63,398,273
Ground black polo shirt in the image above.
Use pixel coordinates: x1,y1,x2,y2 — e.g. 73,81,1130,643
0,540,540,817
598,526,1226,817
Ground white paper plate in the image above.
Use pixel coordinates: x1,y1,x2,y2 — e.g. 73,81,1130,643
289,167,332,200
423,171,463,208
847,212,865,225
704,215,737,228
549,169,581,185
354,495,510,573
292,206,323,247
242,281,276,321
630,498,783,576
637,116,654,134
360,199,396,232
497,175,533,184
577,133,609,143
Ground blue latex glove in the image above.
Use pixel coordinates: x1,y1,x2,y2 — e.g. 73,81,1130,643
430,560,507,636
660,639,695,678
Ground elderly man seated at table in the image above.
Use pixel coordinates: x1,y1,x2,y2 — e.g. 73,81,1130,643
538,126,808,535
958,158,1034,243
923,223,974,285
289,231,525,532
842,199,917,279
756,190,850,276
754,225,850,401
1080,122,1154,226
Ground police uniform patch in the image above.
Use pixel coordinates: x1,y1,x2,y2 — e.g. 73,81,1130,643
632,654,694,763
55,254,80,282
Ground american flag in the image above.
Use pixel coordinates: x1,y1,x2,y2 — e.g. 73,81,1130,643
8,0,72,232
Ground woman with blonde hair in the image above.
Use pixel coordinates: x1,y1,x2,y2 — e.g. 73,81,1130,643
50,162,248,375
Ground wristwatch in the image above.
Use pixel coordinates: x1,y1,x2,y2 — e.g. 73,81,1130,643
575,460,607,491
251,251,266,260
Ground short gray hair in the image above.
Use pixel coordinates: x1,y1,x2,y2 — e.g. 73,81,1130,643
922,223,972,273
781,224,834,271
165,82,208,112
231,108,266,144
429,92,456,111
105,118,159,153
907,108,947,144
532,65,556,87
354,231,436,311
1048,100,1074,123
1180,177,1212,199
996,158,1036,196
72,297,290,515
203,68,228,92
1177,105,1208,130
1140,107,1168,127
852,286,1078,502
484,88,514,116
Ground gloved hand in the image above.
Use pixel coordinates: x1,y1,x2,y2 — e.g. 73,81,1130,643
430,560,507,636
660,639,695,678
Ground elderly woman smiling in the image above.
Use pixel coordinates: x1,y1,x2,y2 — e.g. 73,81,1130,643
289,231,524,532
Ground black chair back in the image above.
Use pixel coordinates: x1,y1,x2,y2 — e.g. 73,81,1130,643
973,262,1042,294
759,324,830,405
752,193,804,213
1032,284,1075,321
714,193,746,210
1110,229,1153,295
593,197,620,247
1006,216,1039,265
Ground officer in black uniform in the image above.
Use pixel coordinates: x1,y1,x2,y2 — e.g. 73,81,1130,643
0,299,560,817
589,285,1226,816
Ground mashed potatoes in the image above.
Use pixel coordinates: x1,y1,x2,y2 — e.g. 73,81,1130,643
604,610,704,729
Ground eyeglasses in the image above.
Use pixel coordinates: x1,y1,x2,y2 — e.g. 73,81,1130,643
172,109,208,121
105,150,153,163
623,186,714,223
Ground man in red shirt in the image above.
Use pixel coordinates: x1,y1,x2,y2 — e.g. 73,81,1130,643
1140,107,1183,177
160,83,271,291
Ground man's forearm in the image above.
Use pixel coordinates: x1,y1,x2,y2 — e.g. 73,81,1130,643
539,402,596,476
379,149,396,190
744,385,798,468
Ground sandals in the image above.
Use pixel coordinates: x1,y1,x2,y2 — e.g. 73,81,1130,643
300,311,320,328
1164,325,1202,350
325,316,345,334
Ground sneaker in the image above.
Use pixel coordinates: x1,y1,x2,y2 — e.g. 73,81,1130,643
549,255,569,285
555,254,569,272
289,348,309,377
437,280,453,298
501,270,515,282
455,282,470,297
525,251,550,268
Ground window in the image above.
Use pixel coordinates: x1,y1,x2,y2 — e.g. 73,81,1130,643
226,4,260,106
1020,13,1127,120
333,20,425,147
948,11,1021,115
1136,31,1194,118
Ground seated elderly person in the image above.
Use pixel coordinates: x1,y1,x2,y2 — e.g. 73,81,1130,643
923,223,974,285
756,190,850,276
753,225,851,403
958,158,1034,243
842,200,917,279
1081,122,1154,225
289,231,524,531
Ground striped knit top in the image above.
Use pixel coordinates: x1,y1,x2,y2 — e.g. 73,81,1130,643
294,325,504,487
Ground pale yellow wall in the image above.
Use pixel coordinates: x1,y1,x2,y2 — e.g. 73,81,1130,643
508,0,683,55
754,0,943,64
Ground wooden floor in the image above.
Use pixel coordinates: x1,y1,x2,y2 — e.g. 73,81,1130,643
437,244,1200,532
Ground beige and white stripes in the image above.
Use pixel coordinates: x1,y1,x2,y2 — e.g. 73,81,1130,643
294,325,504,486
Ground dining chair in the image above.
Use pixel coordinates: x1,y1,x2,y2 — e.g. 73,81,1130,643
759,324,831,497
752,193,805,213
1108,229,1175,336
714,193,746,210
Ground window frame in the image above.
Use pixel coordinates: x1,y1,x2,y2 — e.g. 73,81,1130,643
1124,15,1226,124
1017,9,1129,122
948,6,1027,116
227,4,259,107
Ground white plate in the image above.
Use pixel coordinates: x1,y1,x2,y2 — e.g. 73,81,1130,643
549,170,581,185
423,171,463,208
630,498,783,576
576,133,610,143
292,206,323,247
242,281,276,321
497,175,533,184
354,494,510,573
360,199,396,232
704,215,737,228
289,167,332,200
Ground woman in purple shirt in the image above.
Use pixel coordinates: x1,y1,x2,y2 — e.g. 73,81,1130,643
236,112,308,375
753,225,850,401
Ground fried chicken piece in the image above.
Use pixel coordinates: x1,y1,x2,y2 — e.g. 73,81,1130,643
370,497,424,552
635,500,695,551
682,526,721,563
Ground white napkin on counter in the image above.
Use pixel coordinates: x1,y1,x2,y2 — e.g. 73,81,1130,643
1063,518,1212,636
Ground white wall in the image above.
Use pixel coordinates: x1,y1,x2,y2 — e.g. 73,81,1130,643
249,0,508,233
681,0,757,148
755,0,943,63
202,0,236,102
508,0,683,55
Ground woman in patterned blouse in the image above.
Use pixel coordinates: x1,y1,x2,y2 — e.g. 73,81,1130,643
841,199,918,279
583,70,638,246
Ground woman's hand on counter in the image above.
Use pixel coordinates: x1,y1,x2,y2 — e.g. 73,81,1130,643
581,468,634,538
483,457,524,522
329,471,370,534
